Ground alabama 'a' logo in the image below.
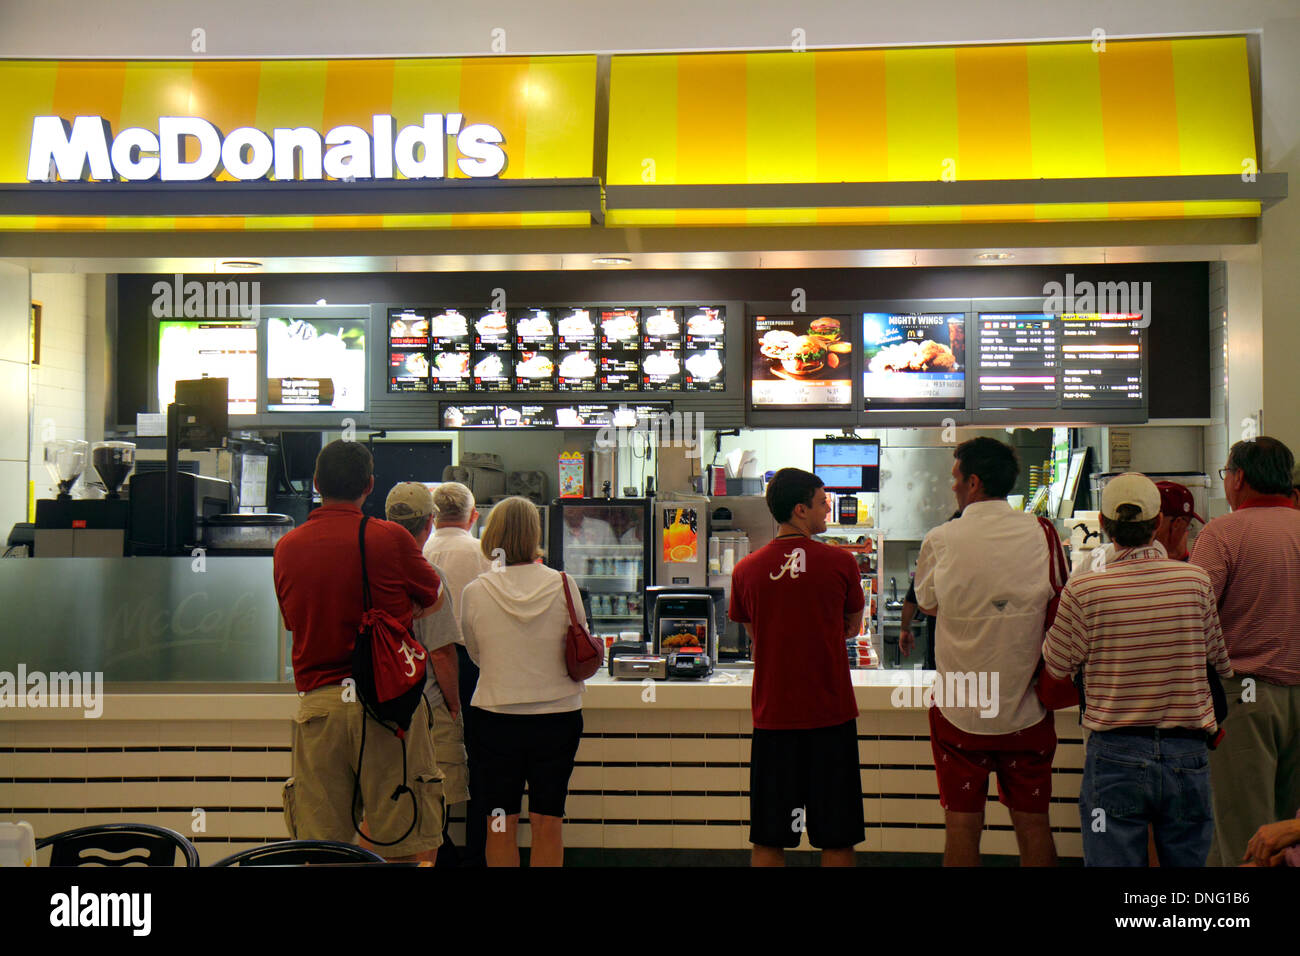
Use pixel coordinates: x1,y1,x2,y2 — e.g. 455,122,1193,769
398,640,427,677
769,548,807,581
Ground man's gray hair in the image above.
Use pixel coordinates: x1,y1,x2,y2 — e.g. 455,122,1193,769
432,481,475,523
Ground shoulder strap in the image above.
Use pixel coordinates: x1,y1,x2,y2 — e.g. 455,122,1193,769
358,515,373,612
1037,516,1067,590
558,571,580,628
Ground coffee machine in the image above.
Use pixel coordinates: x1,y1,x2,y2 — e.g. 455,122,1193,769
33,440,135,556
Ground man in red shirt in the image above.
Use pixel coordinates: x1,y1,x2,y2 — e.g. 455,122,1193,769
273,439,445,862
729,468,865,867
1191,437,1300,865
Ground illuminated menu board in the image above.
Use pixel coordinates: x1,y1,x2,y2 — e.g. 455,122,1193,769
976,313,1058,407
512,307,557,391
862,313,965,410
683,307,726,392
1060,314,1144,407
600,308,641,392
440,402,672,429
751,313,852,407
158,320,259,415
267,316,367,412
387,308,431,393
428,308,472,393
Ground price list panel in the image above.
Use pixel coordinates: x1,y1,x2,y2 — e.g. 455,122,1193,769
1060,314,1145,408
975,313,1059,408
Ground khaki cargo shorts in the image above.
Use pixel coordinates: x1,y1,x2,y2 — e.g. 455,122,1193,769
282,685,445,858
432,700,469,805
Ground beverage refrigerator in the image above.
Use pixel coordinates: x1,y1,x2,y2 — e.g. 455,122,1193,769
548,497,652,644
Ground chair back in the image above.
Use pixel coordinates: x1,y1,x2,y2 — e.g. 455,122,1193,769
211,839,386,867
36,823,200,867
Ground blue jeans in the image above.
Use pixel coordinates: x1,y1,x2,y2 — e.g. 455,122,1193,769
1079,730,1214,867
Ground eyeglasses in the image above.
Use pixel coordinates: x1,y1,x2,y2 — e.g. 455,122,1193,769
1218,467,1237,480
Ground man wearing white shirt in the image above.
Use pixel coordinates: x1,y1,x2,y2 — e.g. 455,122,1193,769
422,482,493,867
914,437,1064,867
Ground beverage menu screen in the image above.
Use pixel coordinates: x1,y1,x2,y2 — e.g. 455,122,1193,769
267,316,367,412
441,404,499,428
751,314,852,407
1061,314,1144,407
388,308,431,392
862,313,965,409
158,320,258,415
976,313,1058,407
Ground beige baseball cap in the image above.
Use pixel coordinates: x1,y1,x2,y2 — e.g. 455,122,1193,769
1101,472,1161,521
385,481,434,520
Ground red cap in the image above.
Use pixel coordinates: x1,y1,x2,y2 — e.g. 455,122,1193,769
1155,481,1205,524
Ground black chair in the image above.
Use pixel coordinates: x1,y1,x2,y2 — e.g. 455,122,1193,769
211,840,387,866
37,823,200,867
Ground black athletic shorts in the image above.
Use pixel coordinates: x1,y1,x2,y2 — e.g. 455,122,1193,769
473,708,583,818
749,719,865,850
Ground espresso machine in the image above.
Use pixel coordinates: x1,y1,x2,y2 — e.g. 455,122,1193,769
33,439,136,556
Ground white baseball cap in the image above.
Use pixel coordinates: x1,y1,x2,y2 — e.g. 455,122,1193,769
1101,472,1162,521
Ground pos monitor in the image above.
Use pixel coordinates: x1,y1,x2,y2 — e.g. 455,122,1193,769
812,438,881,493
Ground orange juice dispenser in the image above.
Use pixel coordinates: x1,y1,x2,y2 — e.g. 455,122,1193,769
653,499,708,588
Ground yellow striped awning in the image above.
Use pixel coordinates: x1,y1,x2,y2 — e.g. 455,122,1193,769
605,37,1262,226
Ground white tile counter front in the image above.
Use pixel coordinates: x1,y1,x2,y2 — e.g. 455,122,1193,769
1,669,1084,863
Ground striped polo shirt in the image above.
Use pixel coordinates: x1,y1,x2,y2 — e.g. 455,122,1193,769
1043,542,1233,733
1190,498,1300,684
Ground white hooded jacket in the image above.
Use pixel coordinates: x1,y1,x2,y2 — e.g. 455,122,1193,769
459,563,587,712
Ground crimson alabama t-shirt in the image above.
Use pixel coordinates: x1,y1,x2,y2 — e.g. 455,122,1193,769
729,535,864,730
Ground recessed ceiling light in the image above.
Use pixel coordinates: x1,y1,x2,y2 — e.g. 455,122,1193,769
976,252,1015,261
220,260,263,269
591,256,632,266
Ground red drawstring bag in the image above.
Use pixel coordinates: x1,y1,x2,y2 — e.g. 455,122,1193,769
560,571,604,681
1034,516,1080,710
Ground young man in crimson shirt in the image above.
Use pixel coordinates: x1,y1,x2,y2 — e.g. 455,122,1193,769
729,468,865,866
273,439,445,862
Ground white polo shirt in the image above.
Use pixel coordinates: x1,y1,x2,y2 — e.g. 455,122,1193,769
423,525,493,634
914,499,1056,735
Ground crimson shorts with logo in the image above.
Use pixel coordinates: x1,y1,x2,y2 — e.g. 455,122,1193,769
928,707,1056,814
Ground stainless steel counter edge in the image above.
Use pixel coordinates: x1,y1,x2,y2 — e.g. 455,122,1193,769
0,670,971,719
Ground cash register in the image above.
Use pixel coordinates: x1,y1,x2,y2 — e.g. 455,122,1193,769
649,589,721,679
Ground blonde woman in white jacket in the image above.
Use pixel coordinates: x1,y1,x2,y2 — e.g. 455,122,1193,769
459,496,586,867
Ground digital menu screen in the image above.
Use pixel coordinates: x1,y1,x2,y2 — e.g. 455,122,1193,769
1060,314,1144,407
514,348,558,390
512,308,557,349
684,307,726,347
441,404,499,428
557,308,597,349
751,314,852,407
266,316,367,412
470,350,513,391
684,348,724,391
599,308,640,392
600,308,641,350
471,309,511,349
388,308,430,393
158,320,259,415
496,404,557,428
642,349,684,391
862,312,965,409
558,349,599,392
976,313,1058,408
430,349,472,392
642,307,683,350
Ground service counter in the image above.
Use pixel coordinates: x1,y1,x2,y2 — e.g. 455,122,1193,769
2,668,1085,864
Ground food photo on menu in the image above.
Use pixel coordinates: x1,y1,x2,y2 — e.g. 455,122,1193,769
684,306,726,344
515,350,558,389
431,350,472,392
600,308,642,349
471,350,513,390
389,346,430,391
558,349,598,391
512,308,557,348
428,308,469,342
642,307,682,347
472,309,511,347
684,347,724,390
641,349,683,390
750,313,853,406
266,316,366,412
389,308,430,342
862,312,966,409
441,404,499,428
557,308,597,346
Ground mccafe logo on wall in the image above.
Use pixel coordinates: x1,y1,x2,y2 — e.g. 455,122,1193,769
26,113,508,183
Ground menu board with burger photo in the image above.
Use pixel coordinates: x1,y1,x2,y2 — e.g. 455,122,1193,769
425,308,473,392
388,308,431,392
511,308,558,391
683,307,727,392
642,348,683,391
751,314,852,407
862,312,966,409
557,348,599,392
469,309,513,391
599,308,641,392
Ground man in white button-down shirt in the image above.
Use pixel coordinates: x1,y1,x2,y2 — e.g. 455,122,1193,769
914,437,1063,867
